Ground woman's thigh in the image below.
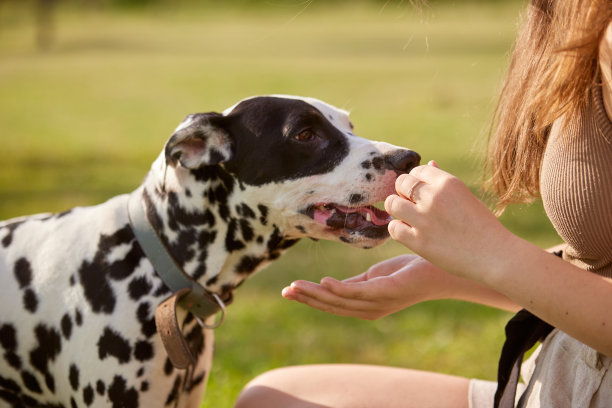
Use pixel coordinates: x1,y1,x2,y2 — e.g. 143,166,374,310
234,364,470,408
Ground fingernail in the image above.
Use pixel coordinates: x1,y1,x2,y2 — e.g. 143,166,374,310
282,287,294,298
384,195,394,212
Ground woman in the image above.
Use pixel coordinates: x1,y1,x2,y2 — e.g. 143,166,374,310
235,0,612,406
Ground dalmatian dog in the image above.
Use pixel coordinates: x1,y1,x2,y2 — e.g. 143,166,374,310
0,95,420,407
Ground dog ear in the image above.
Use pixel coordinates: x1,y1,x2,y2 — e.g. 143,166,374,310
165,113,233,169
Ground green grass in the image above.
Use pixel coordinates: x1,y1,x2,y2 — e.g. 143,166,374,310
0,1,561,406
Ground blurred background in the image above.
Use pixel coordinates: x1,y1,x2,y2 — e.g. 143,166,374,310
0,0,560,406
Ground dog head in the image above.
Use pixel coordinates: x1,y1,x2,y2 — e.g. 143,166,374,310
158,95,419,251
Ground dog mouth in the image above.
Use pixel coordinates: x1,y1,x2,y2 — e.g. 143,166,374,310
302,202,392,238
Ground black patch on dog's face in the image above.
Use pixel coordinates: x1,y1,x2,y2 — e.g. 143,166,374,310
219,97,350,186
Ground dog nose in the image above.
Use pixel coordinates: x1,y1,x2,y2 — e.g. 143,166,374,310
386,150,421,173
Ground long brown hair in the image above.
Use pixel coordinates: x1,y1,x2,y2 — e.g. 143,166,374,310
486,0,612,212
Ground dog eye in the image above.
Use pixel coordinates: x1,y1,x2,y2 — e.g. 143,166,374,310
294,129,315,142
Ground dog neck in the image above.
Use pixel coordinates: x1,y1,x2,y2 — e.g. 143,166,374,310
139,154,299,301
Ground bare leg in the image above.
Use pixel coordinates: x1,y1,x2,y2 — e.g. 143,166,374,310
234,364,470,408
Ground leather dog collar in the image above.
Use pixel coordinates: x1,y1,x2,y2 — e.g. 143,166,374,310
127,187,225,368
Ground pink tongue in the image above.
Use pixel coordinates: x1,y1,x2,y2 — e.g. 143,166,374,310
314,209,330,225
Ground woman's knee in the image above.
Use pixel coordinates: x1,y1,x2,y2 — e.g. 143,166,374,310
234,366,325,408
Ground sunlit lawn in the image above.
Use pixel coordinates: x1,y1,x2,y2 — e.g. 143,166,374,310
0,1,560,406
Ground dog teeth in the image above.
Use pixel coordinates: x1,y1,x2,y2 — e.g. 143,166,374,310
365,213,372,222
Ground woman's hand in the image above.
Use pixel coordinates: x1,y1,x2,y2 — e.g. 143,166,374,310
384,161,517,283
282,254,460,320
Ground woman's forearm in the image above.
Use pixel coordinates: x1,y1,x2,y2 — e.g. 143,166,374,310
484,236,612,356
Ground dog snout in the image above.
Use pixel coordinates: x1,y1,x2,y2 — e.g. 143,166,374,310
386,150,421,174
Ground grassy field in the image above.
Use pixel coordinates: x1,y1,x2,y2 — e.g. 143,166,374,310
0,1,561,406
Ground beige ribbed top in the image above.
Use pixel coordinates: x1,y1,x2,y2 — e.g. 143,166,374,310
541,83,612,278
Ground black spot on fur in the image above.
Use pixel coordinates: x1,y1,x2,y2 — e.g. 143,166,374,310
225,219,246,252
83,384,94,406
128,276,152,301
239,203,256,219
205,275,218,286
71,397,77,408
187,372,206,392
267,227,283,252
372,156,384,170
107,242,142,281
257,204,269,226
361,160,371,169
0,375,21,393
348,193,364,204
0,325,21,370
1,220,24,248
239,219,254,242
29,324,61,392
198,230,216,247
169,229,197,267
21,371,42,393
75,309,83,326
136,303,157,338
78,253,116,314
0,324,17,351
164,358,173,376
184,324,205,359
140,381,149,392
78,225,142,314
153,281,171,297
167,191,218,232
133,340,153,362
96,380,105,396
23,289,38,313
4,351,21,370
365,173,373,181
236,255,265,274
14,258,33,288
108,375,138,408
192,264,207,282
61,314,73,340
165,376,181,406
56,209,73,218
98,327,132,364
69,364,79,391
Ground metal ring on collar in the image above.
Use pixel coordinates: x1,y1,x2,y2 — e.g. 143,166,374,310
194,293,226,329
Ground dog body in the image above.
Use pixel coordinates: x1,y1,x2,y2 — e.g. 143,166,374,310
0,95,419,407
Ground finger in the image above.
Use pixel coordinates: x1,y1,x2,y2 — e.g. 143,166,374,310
384,194,417,223
394,173,422,200
283,283,379,318
320,277,370,300
341,272,369,283
387,219,417,247
287,280,375,311
285,289,377,319
428,160,439,168
409,162,447,182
